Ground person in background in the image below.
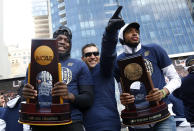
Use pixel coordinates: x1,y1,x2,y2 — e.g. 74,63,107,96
0,93,5,122
0,93,5,108
0,93,5,131
81,7,125,131
173,55,194,130
113,22,181,131
168,94,191,131
22,26,94,131
0,81,31,131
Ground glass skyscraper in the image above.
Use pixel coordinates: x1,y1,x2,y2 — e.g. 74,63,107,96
50,0,194,58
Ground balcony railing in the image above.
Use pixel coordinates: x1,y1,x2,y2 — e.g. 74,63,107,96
58,2,65,10
60,17,67,25
59,10,66,15
57,0,64,3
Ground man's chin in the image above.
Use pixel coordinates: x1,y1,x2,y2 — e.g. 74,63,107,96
126,41,139,48
58,50,66,54
88,63,97,68
59,52,70,60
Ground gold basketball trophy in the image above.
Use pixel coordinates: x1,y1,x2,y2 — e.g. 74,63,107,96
118,55,170,126
19,39,72,126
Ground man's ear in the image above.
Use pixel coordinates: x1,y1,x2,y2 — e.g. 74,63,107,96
81,56,85,61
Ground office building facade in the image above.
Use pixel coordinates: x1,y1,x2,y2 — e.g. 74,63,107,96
50,0,194,58
32,0,52,38
8,46,30,78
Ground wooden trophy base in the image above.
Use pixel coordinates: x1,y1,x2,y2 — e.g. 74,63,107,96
19,103,72,126
121,102,170,126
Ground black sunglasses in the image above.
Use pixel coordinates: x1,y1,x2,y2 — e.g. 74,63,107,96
84,52,99,57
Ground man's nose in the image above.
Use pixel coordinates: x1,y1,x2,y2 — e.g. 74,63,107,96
58,39,65,43
132,32,138,36
90,54,96,58
58,42,65,46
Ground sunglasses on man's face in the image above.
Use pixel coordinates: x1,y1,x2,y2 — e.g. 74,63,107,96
84,52,99,57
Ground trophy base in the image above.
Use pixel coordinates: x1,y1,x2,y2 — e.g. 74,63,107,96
19,103,72,126
121,102,170,126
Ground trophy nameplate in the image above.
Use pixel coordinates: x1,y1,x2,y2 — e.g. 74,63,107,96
19,39,72,126
118,55,170,126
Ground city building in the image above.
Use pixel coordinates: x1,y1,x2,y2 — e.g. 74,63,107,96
50,0,66,32
32,0,52,38
0,0,11,80
50,0,194,59
8,46,31,78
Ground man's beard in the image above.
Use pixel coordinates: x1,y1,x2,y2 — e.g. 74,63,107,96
58,48,71,60
59,52,70,60
125,41,140,48
58,44,71,60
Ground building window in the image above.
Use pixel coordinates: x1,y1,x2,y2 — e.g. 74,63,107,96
91,30,95,36
81,30,86,37
150,32,156,39
89,21,94,28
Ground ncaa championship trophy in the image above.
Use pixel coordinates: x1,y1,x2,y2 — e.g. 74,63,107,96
118,55,170,126
19,39,72,126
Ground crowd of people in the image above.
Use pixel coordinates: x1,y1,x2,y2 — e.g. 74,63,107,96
0,7,194,131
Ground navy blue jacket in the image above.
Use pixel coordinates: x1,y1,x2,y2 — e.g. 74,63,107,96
83,31,121,131
2,97,23,131
114,43,172,107
0,107,5,119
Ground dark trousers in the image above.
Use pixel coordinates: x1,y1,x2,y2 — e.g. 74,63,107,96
31,121,84,131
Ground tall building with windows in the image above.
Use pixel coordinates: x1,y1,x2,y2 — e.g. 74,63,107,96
32,0,52,38
8,46,30,78
49,0,65,34
50,0,194,58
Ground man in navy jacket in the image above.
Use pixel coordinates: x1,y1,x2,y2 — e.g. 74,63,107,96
114,22,181,130
81,8,125,131
22,26,94,131
173,55,194,129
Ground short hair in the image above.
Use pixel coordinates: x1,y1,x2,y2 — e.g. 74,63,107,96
81,43,98,57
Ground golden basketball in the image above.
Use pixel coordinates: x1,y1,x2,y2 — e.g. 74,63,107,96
34,45,54,65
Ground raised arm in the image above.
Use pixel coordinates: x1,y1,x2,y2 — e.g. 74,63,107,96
100,6,125,76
